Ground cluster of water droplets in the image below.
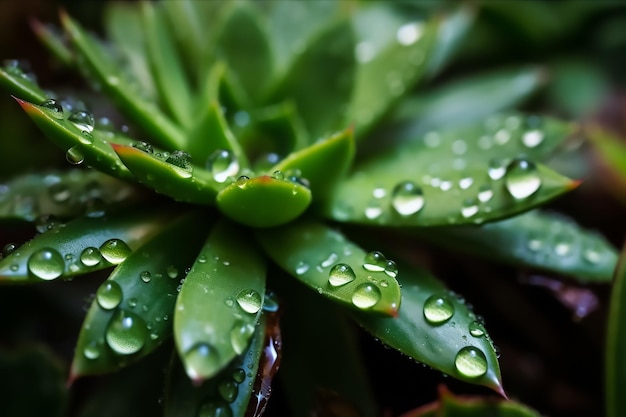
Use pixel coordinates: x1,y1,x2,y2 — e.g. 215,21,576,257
3,59,37,83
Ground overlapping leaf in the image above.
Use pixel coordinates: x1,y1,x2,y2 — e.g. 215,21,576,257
606,243,626,417
0,63,48,104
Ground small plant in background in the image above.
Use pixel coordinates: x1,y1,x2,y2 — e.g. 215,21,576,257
0,1,621,416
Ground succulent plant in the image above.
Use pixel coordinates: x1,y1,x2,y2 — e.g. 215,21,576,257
0,1,619,416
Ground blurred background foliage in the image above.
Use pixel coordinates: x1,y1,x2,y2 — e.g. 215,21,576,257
1,1,626,417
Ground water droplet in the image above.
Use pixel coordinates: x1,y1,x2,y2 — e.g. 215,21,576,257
166,265,178,279
80,247,102,267
197,400,232,417
68,110,95,133
35,214,61,233
459,177,473,190
477,184,493,203
320,252,338,268
439,180,452,191
461,198,479,218
522,130,544,148
391,181,424,216
230,321,255,355
166,150,193,178
365,199,383,220
40,99,64,118
27,248,64,280
469,321,485,338
132,141,154,154
236,289,262,314
295,261,309,275
372,187,386,199
48,182,71,203
207,150,239,183
504,158,541,200
105,310,148,355
328,264,356,287
2,243,17,258
99,239,131,264
96,280,123,310
66,146,84,165
184,342,221,380
140,270,152,283
396,22,423,46
83,341,101,360
454,346,488,378
218,379,239,403
488,159,506,180
583,241,603,264
236,176,249,188
233,111,250,127
232,368,245,383
363,251,386,272
128,298,137,308
527,234,542,252
423,294,455,324
198,255,207,263
351,283,381,309
384,260,398,278
271,170,284,181
554,232,573,257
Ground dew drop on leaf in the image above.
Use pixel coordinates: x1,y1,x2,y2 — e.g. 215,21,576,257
351,283,381,309
105,310,148,355
391,181,424,216
2,243,17,258
461,198,479,218
236,289,262,314
232,368,245,383
477,184,493,203
66,146,84,165
218,379,239,403
396,22,423,46
80,247,102,267
40,98,64,119
295,261,309,275
504,158,541,200
454,346,488,378
48,182,71,203
27,247,64,280
583,241,603,264
271,170,284,181
166,265,178,279
207,149,239,183
423,294,455,324
197,400,232,417
96,280,123,310
363,251,387,272
469,321,485,338
184,342,221,380
132,141,154,154
522,130,544,148
68,110,95,133
488,158,506,181
365,199,383,220
384,260,398,278
140,270,152,283
328,263,356,287
166,150,193,178
83,341,101,360
99,239,131,264
230,321,255,355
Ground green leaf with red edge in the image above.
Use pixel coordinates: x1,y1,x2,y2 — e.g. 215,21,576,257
60,11,186,150
256,219,401,317
324,114,578,226
606,242,626,417
174,220,266,382
31,20,73,67
111,143,221,205
216,175,312,228
353,263,504,395
0,205,174,284
0,170,140,222
412,209,617,283
70,209,211,379
0,64,48,104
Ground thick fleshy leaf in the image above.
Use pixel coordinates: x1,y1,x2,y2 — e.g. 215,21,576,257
60,12,186,149
0,170,139,222
325,115,578,226
271,128,354,202
165,315,266,417
414,210,617,283
347,15,437,136
142,2,194,127
353,263,504,394
256,220,401,316
104,2,157,101
606,243,626,417
15,98,135,180
401,386,540,417
174,220,266,382
216,175,312,228
111,143,221,204
216,2,273,101
279,280,377,417
0,205,172,284
70,210,211,378
31,20,74,67
268,18,356,140
0,63,48,104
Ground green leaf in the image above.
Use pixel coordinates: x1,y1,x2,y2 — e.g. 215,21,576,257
142,2,194,127
325,114,578,226
70,209,211,378
414,210,617,283
353,264,504,394
606,243,626,417
174,220,266,382
0,170,140,222
216,175,312,228
15,97,135,181
279,280,377,417
268,18,356,140
347,14,437,136
256,220,401,316
0,64,48,104
60,11,186,149
31,20,74,67
164,315,267,417
216,2,273,101
0,205,173,284
271,128,355,202
112,143,221,205
587,126,626,205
